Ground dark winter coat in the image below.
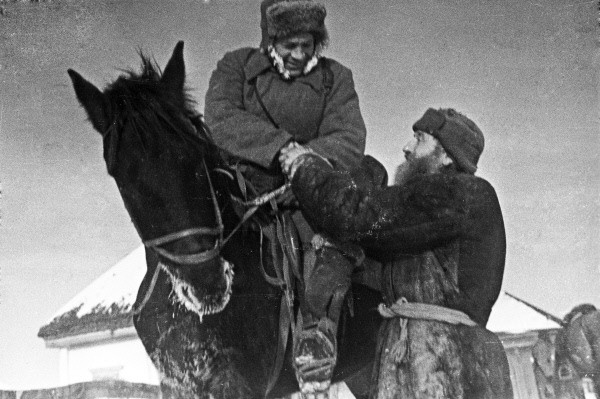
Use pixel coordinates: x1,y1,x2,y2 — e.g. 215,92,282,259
555,309,600,395
564,309,600,376
204,48,366,193
291,154,512,398
292,154,506,326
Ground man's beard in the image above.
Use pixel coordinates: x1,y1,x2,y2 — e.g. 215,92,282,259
393,155,438,186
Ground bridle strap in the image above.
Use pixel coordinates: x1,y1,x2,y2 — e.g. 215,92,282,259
152,241,222,265
143,226,223,247
142,159,224,266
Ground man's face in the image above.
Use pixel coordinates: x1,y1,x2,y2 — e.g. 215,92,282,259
394,130,448,185
274,33,315,77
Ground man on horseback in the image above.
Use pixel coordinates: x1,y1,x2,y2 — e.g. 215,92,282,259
204,0,368,394
280,108,513,398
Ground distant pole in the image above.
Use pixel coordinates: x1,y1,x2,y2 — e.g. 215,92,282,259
504,291,566,327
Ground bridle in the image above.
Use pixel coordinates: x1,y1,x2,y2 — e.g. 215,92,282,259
123,118,290,317
142,159,224,266
132,159,226,316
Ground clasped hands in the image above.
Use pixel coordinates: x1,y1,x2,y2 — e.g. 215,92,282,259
278,141,313,179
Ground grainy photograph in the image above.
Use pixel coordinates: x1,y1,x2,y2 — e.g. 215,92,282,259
0,1,598,398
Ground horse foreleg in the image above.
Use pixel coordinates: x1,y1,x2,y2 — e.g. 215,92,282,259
150,313,255,399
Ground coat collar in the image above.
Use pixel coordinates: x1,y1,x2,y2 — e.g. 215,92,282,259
244,50,272,81
243,49,324,92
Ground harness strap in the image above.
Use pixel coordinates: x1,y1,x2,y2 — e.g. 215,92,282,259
265,294,292,397
221,205,260,247
276,212,302,281
132,258,162,316
263,220,297,397
263,212,304,398
152,242,221,265
235,165,249,199
143,227,222,247
258,229,287,288
270,219,297,335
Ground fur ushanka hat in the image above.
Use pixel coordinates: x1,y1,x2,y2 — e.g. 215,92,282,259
260,0,329,49
412,108,485,174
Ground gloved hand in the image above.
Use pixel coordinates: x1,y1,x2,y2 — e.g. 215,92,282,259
276,187,299,208
244,166,285,195
279,141,314,179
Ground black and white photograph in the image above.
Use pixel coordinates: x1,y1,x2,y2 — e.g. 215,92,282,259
0,1,598,398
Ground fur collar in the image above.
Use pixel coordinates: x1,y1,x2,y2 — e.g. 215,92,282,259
266,45,321,80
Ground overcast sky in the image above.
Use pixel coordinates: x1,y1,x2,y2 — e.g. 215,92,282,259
0,0,598,389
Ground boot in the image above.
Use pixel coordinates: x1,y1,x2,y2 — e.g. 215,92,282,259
293,317,337,398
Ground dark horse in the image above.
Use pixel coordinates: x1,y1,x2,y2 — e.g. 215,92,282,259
68,42,382,398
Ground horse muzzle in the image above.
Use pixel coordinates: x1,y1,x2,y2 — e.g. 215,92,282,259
160,256,234,322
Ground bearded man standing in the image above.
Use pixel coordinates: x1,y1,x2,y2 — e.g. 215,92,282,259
280,108,514,398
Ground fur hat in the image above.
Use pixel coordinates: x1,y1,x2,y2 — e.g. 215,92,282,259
260,0,328,49
412,108,485,174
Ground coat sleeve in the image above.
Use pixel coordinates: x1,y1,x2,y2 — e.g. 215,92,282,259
204,49,292,169
567,311,600,373
291,155,468,253
304,63,366,170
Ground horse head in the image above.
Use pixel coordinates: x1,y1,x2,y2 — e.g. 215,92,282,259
68,41,233,320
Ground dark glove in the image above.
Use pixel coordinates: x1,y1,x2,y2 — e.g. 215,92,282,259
244,166,285,195
276,187,299,208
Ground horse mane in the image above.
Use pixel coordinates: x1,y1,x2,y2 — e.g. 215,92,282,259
102,52,219,173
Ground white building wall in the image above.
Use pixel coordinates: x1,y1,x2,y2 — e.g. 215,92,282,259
499,331,543,399
58,348,69,386
63,338,159,385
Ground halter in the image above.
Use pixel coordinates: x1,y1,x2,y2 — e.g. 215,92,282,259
132,158,227,317
142,159,224,266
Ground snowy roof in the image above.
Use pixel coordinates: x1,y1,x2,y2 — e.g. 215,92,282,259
39,245,561,340
38,246,146,340
487,292,561,334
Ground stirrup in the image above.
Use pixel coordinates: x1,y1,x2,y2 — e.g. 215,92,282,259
293,320,337,398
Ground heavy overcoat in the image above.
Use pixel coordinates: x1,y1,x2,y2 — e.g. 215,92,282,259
204,48,366,194
291,154,513,398
555,309,600,395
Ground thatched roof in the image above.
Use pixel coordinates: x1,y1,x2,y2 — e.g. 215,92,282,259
37,246,145,340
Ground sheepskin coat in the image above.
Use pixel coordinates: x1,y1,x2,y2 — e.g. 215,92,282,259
291,154,513,399
204,48,366,194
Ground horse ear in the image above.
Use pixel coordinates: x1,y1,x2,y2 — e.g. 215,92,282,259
68,69,110,134
161,41,185,92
